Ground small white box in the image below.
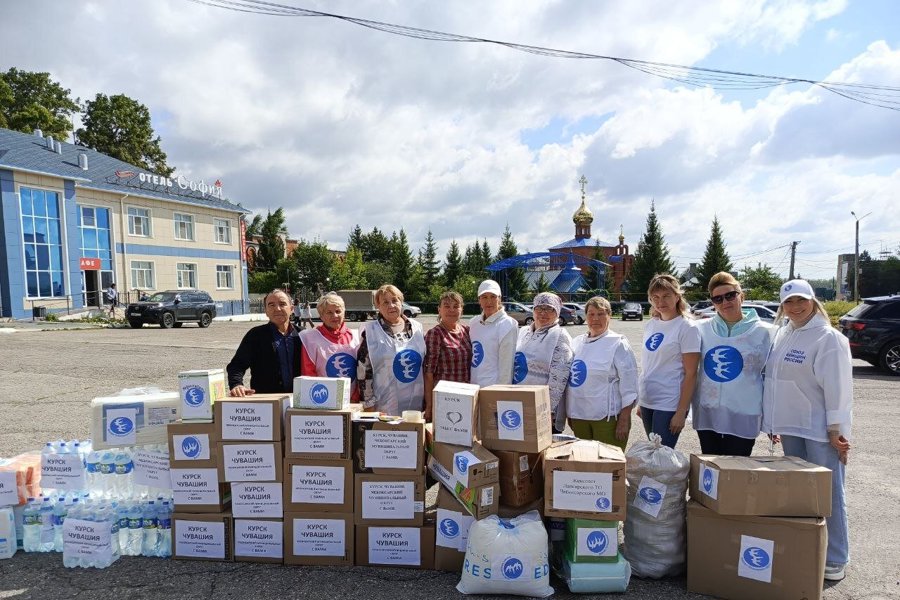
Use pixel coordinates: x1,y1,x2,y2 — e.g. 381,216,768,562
179,369,227,421
293,376,351,410
433,380,479,447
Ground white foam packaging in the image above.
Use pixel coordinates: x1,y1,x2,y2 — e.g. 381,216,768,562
293,376,351,410
90,392,180,449
433,380,480,447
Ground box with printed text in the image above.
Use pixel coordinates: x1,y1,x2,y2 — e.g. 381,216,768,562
495,449,544,508
432,380,480,447
355,524,435,570
543,440,626,521
284,511,354,566
477,385,552,454
171,468,230,513
284,408,352,460
283,458,353,513
351,417,424,475
215,394,290,442
354,473,425,527
217,442,283,483
433,486,476,572
233,517,283,563
172,512,233,561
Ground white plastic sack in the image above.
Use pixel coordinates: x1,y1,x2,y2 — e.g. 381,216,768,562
622,433,690,578
457,510,553,597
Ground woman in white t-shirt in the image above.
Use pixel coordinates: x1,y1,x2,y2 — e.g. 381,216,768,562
637,274,701,449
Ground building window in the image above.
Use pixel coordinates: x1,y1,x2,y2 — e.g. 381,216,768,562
128,207,152,237
20,187,65,298
131,261,155,290
78,206,113,274
174,213,195,241
216,265,234,289
176,263,197,289
214,218,231,244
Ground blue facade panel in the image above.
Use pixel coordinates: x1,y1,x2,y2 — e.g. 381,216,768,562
115,243,241,261
63,180,84,310
0,169,25,318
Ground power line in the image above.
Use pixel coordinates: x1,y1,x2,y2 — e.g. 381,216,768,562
188,0,900,112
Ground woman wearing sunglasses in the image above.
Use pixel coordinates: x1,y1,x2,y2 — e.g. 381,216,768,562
692,272,773,455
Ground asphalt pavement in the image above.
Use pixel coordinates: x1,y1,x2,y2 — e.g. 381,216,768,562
0,317,897,600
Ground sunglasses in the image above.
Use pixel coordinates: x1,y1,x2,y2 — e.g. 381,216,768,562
710,290,739,304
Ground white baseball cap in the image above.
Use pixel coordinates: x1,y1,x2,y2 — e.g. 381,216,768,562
477,279,502,298
779,279,815,303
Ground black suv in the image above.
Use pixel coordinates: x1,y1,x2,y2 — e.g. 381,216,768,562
127,290,217,329
622,302,644,321
839,295,900,375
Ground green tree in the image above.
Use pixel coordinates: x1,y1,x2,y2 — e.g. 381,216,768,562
480,239,493,272
252,209,288,272
331,246,367,290
496,225,528,300
417,229,441,290
739,262,783,301
532,272,551,293
291,239,334,300
76,93,173,176
444,241,463,289
696,216,733,292
244,214,263,239
455,274,479,301
357,227,392,263
363,260,394,290
0,68,80,140
859,254,900,298
391,229,416,296
347,225,364,252
626,201,676,298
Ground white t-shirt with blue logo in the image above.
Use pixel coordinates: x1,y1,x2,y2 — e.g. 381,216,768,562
639,315,701,411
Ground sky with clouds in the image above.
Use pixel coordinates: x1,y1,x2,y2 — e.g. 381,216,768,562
3,0,899,283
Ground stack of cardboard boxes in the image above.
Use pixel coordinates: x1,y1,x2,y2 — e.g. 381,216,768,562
687,454,831,600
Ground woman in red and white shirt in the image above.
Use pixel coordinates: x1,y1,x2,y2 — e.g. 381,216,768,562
423,290,472,421
299,292,361,402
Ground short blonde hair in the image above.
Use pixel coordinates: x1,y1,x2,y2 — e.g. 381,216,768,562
648,273,689,317
317,292,345,312
374,284,404,305
708,271,742,296
439,290,463,306
585,296,611,314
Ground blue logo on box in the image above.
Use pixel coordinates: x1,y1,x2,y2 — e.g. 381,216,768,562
471,341,484,367
309,383,330,405
181,436,202,458
392,350,422,383
595,497,611,511
586,531,609,554
184,385,205,407
502,557,524,579
742,547,771,570
326,352,357,379
500,410,522,430
439,518,460,539
108,416,134,437
455,454,469,474
702,468,713,493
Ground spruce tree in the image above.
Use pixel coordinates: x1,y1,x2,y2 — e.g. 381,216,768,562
496,225,528,300
444,240,463,289
626,201,676,298
390,229,415,296
417,230,441,290
696,216,733,292
480,239,493,272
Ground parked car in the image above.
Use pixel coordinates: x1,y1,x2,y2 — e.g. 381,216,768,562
402,302,421,318
563,303,586,325
558,305,576,326
691,300,713,315
839,295,900,375
694,303,777,323
621,302,644,321
127,290,216,329
503,301,533,325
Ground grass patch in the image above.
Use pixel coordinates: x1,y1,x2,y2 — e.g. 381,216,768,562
824,301,856,327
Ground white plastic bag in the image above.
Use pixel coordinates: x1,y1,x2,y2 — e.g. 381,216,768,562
622,433,689,578
457,510,553,597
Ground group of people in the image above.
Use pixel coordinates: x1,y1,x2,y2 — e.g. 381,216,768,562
224,274,852,582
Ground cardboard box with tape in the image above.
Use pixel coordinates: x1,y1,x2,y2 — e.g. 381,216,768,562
285,408,352,460
354,473,425,527
233,518,283,563
284,512,354,566
172,512,232,561
217,442,283,483
293,376,351,410
171,468,230,513
477,385,552,454
543,440,626,521
283,458,353,513
355,524,435,570
168,422,219,469
351,416,424,475
215,394,290,442
495,449,544,508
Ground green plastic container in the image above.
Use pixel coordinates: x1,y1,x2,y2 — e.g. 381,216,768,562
564,518,620,563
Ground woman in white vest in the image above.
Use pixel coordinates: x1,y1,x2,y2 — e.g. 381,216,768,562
692,272,773,456
299,292,361,402
514,292,573,433
565,296,638,450
762,279,853,582
356,284,426,415
469,279,518,387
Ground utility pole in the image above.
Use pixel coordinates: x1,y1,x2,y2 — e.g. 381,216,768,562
851,211,872,303
788,241,800,280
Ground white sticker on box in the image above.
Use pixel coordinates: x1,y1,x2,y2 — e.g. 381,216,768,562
105,408,137,446
452,451,480,488
552,471,614,513
170,468,220,505
496,400,525,441
364,430,418,470
172,434,211,461
435,391,475,446
291,465,345,505
362,481,414,520
291,414,345,454
480,486,494,508
222,403,274,440
40,453,86,492
632,475,667,519
232,482,283,518
368,527,421,566
436,508,464,549
700,464,719,500
519,455,530,473
234,519,283,559
222,444,276,482
175,520,225,559
738,535,775,583
133,449,172,491
292,518,346,557
459,514,475,551
63,519,112,563
576,526,618,558
0,472,18,507
146,406,176,427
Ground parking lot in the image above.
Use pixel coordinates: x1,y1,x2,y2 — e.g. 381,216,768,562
0,316,898,599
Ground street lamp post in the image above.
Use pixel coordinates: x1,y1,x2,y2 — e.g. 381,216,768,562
851,211,872,303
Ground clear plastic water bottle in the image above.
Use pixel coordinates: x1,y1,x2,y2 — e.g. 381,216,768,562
122,501,141,556
156,501,172,558
106,505,119,565
85,451,100,496
114,450,134,499
62,500,79,568
52,496,68,552
38,497,55,552
141,501,158,557
99,451,115,498
22,498,40,552
116,501,129,554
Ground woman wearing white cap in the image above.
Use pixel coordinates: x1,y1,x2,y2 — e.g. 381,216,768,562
762,279,853,582
469,279,518,387
514,291,573,433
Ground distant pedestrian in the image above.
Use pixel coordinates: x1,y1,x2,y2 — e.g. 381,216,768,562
300,301,315,329
106,283,118,317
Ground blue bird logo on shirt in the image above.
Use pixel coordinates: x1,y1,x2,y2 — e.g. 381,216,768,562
645,332,665,352
512,352,528,383
703,345,744,383
392,349,422,383
471,341,484,367
568,359,587,388
326,352,357,380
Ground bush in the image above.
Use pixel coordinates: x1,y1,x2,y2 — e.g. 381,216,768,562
824,301,855,328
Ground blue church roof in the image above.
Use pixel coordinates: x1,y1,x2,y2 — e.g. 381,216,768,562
549,236,615,250
0,127,247,214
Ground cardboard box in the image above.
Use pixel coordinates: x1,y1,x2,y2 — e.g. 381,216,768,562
427,456,499,520
285,409,352,459
168,422,219,469
690,454,832,517
215,394,290,442
355,524,435,570
90,392,180,449
687,501,826,600
354,474,425,526
284,512,354,566
434,486,475,572
231,482,283,518
172,512,232,561
293,376,351,410
498,496,544,519
432,380,480,447
178,369,227,421
233,518,283,563
171,468,230,512
477,385,552,454
218,442,283,483
351,417,424,475
283,458,353,513
543,440,626,521
429,441,499,488
564,518,619,563
495,449,544,508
